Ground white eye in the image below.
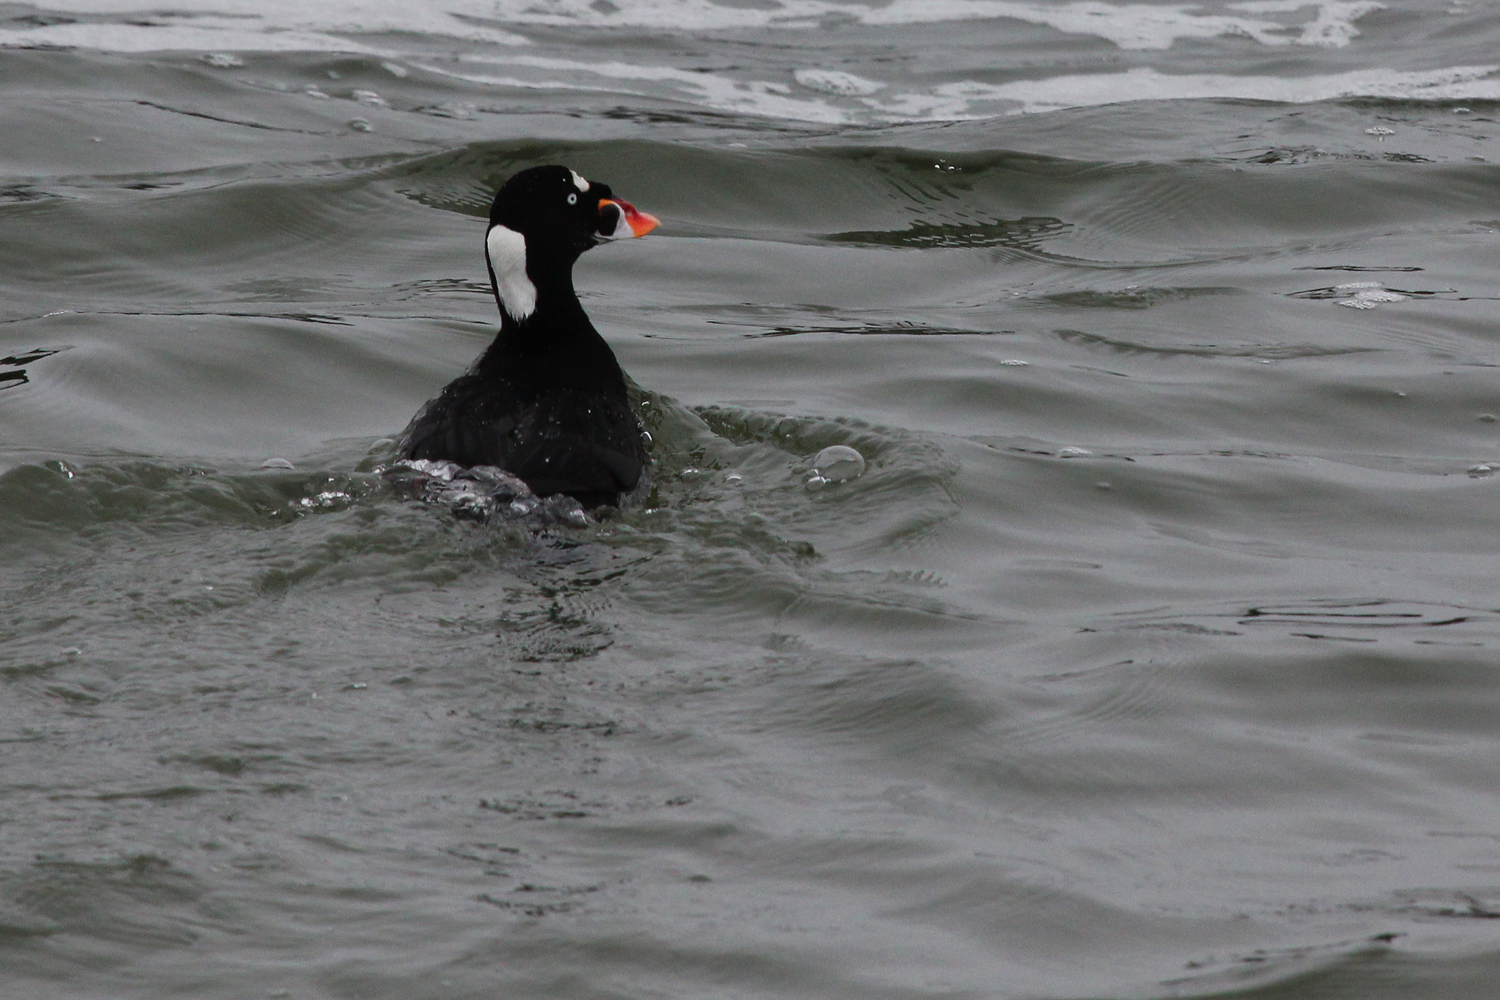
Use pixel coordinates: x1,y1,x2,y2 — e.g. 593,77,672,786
567,192,578,205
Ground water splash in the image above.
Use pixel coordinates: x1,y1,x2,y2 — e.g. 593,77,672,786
386,459,592,527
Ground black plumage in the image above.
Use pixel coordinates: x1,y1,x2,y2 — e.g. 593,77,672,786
400,166,658,509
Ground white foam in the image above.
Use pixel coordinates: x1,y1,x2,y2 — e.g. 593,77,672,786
1327,281,1408,308
419,57,855,124
1230,0,1381,46
2,0,1494,126
794,69,884,96
0,0,527,52
0,22,391,54
486,0,1383,50
1339,288,1407,308
0,0,1380,53
424,55,1500,122
871,64,1500,117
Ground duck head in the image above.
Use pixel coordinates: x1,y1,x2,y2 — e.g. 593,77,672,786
483,165,659,323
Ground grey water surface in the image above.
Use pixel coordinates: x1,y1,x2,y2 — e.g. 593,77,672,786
4,1,1500,997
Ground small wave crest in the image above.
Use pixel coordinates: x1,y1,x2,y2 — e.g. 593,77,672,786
5,1,1495,125
491,0,1383,50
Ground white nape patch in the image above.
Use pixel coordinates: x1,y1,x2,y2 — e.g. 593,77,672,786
484,224,537,321
569,169,590,192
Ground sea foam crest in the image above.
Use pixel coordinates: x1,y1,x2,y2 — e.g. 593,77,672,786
489,0,1385,50
0,0,1380,53
6,0,1497,128
425,55,1500,123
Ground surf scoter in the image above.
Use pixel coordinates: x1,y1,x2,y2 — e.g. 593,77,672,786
399,165,659,509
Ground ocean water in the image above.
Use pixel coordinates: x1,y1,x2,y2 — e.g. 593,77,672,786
3,1,1500,997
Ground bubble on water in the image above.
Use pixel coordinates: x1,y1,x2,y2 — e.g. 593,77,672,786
724,473,744,486
808,445,865,484
1467,464,1494,478
1057,446,1093,458
1479,414,1497,423
793,69,884,96
347,118,372,132
352,89,388,107
1365,126,1395,136
201,52,244,68
259,457,294,470
1000,359,1029,366
804,474,828,493
381,61,409,78
679,467,704,482
304,86,331,99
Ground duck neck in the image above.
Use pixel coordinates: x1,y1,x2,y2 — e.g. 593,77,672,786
495,268,585,335
479,265,621,387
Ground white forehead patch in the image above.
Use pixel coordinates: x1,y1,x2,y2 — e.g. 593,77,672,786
569,169,590,192
484,224,537,322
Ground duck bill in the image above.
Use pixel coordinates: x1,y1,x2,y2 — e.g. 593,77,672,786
598,198,660,241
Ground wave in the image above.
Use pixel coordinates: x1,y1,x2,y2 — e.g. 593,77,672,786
3,0,1383,51
876,64,1500,117
487,0,1387,51
4,1,1498,124
413,55,1500,123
